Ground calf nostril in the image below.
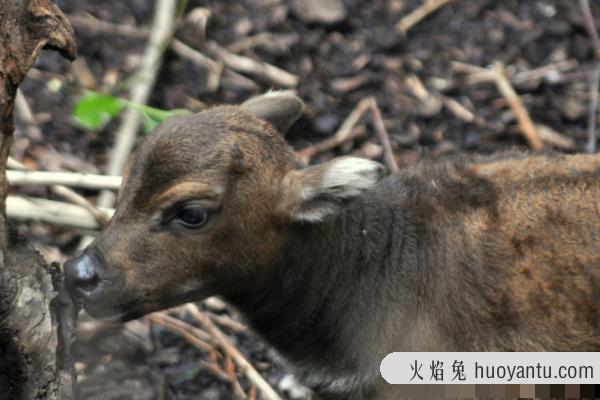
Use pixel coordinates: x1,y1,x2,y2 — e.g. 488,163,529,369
64,253,102,294
74,268,100,292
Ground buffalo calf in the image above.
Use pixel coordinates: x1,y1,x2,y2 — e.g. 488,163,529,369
65,92,600,399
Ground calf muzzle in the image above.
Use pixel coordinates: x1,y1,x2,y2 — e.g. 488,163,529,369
64,246,105,298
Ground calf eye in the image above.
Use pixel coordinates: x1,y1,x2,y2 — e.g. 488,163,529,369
175,204,209,229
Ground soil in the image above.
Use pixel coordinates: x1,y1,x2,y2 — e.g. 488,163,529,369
11,0,600,399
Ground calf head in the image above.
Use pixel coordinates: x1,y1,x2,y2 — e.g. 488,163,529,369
64,92,384,321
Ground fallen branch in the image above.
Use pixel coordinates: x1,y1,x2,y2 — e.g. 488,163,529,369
147,312,253,397
454,61,544,150
8,157,111,226
451,61,491,78
369,98,399,173
7,196,114,230
96,0,178,209
67,14,147,39
535,125,576,151
297,97,372,163
151,307,249,399
491,62,543,150
15,90,43,140
7,170,122,190
68,13,235,93
198,360,247,400
170,39,223,91
148,312,215,354
586,64,600,153
81,0,179,249
396,0,457,34
580,0,600,153
208,312,248,334
510,60,579,86
221,69,261,92
228,32,300,54
185,304,282,400
452,60,578,87
51,185,110,226
224,355,248,400
208,41,299,88
442,96,476,123
580,0,600,59
404,74,442,116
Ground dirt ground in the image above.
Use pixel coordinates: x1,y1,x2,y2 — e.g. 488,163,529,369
10,0,600,399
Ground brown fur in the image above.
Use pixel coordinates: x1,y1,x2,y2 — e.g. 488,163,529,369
65,94,600,400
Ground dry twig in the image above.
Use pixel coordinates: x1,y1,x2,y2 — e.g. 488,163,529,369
147,312,253,397
454,61,544,150
81,0,179,249
148,312,215,354
586,64,600,153
69,12,299,91
8,158,110,226
198,360,246,399
7,196,114,230
442,97,475,123
580,0,600,59
198,360,236,385
185,304,282,400
51,185,110,226
67,14,147,39
491,62,543,150
580,0,600,153
227,32,299,54
208,42,299,88
453,60,579,87
68,14,226,92
96,0,178,209
296,97,372,163
535,125,576,151
170,39,223,91
225,355,248,399
511,60,579,86
396,0,457,33
7,170,121,190
208,312,247,334
15,90,42,140
404,74,442,116
369,98,399,173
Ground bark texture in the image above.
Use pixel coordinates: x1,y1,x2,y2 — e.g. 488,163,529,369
0,1,77,399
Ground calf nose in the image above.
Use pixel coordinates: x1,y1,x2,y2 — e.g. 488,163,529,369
64,248,103,296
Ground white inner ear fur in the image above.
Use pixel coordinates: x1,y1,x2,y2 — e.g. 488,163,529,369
294,157,385,223
321,157,384,198
262,89,297,97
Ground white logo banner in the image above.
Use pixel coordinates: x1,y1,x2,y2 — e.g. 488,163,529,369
380,352,600,384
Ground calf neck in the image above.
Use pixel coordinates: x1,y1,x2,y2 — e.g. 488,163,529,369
65,93,600,400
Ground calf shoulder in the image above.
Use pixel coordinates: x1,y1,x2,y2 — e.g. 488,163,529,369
402,151,600,351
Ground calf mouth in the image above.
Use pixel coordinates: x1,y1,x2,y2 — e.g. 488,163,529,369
81,286,213,322
79,294,144,322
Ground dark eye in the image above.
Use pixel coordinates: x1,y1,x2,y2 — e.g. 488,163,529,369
175,204,209,229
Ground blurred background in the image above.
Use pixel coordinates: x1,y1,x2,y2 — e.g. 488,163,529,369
10,0,600,398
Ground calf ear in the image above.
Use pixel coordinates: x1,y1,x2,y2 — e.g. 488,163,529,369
279,157,385,223
241,91,304,135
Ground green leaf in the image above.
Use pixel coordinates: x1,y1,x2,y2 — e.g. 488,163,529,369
126,102,190,133
73,92,125,130
73,90,191,133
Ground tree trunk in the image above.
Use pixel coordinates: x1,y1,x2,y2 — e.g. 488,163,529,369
0,1,78,399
